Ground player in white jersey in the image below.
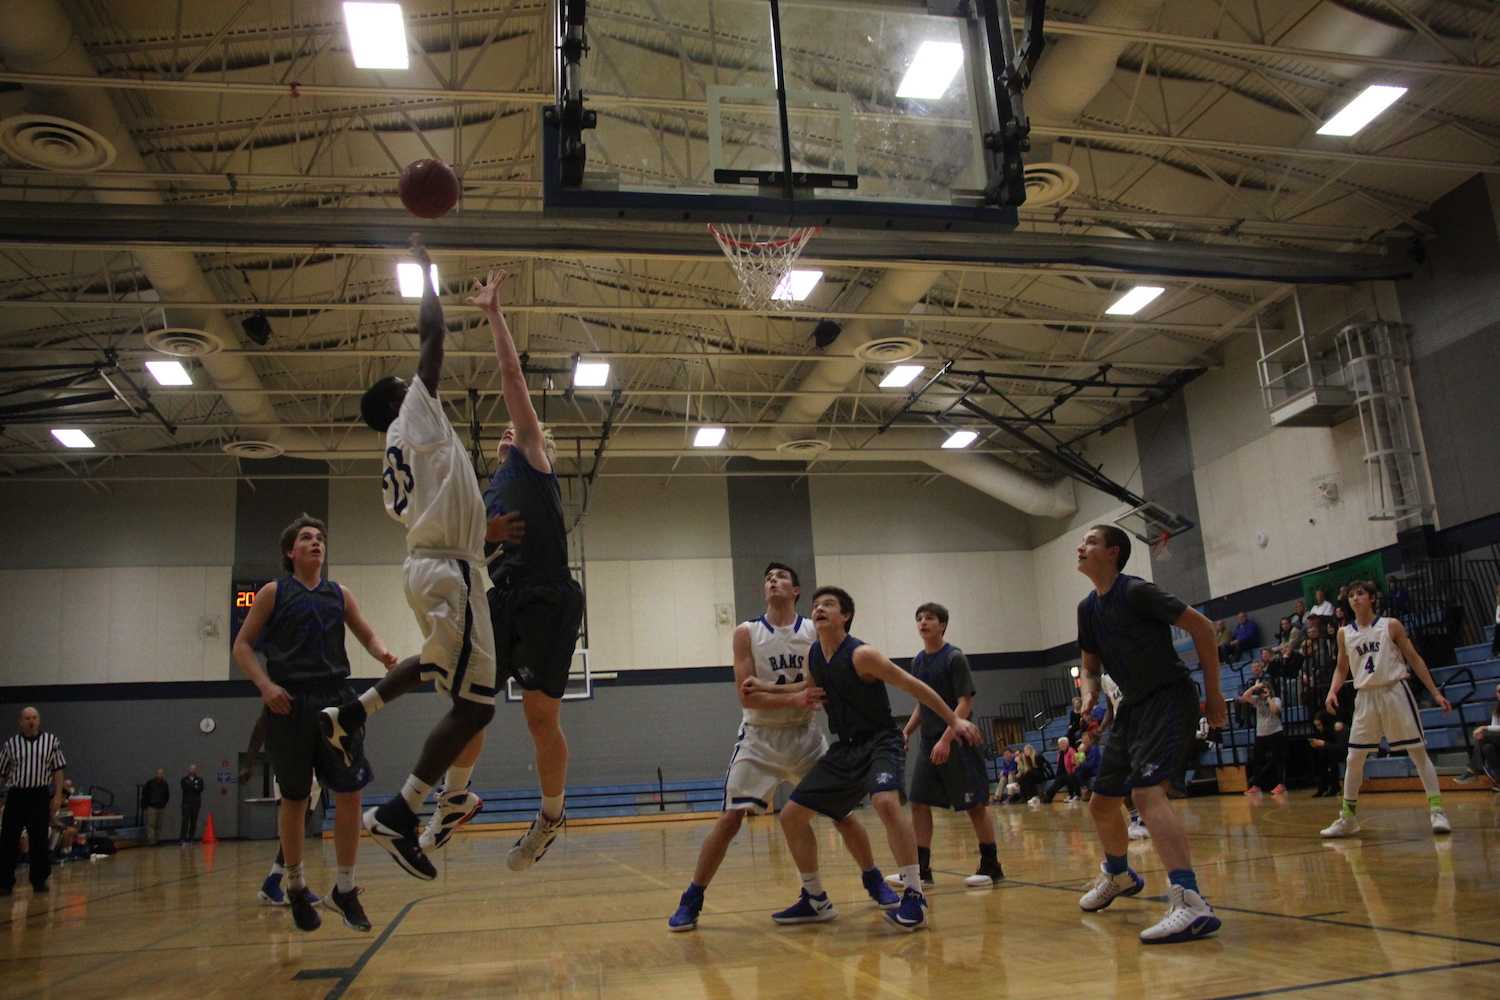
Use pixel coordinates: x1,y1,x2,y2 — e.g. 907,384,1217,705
1098,674,1149,840
1320,579,1453,838
666,562,901,931
320,235,516,881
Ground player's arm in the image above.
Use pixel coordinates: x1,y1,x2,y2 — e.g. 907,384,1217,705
731,625,804,711
50,766,66,815
901,703,921,748
1325,629,1351,714
411,237,445,395
467,269,551,474
1078,650,1102,715
231,582,292,714
340,585,398,670
1388,618,1451,712
1176,606,1226,729
852,645,980,745
487,510,525,544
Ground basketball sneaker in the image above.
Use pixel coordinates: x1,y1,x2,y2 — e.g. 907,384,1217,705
324,885,372,932
1320,814,1361,838
1271,784,1287,795
772,889,836,925
507,809,564,872
1078,862,1145,912
885,887,929,932
964,857,1005,888
667,885,704,932
364,799,437,880
419,785,483,851
884,869,935,890
1430,809,1451,835
258,872,287,906
862,869,901,909
1127,818,1151,840
1139,884,1221,944
319,705,358,768
288,886,322,933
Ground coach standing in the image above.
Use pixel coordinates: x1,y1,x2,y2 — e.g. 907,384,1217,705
179,765,205,844
0,707,68,895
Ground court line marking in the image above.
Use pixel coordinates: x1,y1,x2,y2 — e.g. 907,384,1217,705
304,892,434,1000
1204,956,1500,999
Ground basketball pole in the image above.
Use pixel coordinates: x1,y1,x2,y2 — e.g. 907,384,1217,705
766,0,796,204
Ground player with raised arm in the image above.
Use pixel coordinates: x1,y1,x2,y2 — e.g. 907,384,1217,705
1073,524,1227,945
775,586,982,933
666,563,900,932
1320,579,1452,838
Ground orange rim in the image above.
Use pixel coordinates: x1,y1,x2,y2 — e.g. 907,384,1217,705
707,223,820,251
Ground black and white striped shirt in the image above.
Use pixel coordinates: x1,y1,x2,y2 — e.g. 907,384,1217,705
0,732,67,790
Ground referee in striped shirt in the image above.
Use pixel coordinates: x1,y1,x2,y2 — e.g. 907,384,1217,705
1,707,68,895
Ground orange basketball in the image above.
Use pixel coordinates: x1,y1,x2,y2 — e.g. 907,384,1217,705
398,158,460,219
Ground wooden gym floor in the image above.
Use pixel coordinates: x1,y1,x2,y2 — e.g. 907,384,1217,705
3,791,1498,999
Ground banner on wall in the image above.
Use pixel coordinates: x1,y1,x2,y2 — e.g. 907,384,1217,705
1302,553,1386,604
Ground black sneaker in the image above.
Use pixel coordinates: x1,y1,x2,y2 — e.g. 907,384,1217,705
363,799,437,881
324,885,372,932
965,859,1005,888
289,886,322,932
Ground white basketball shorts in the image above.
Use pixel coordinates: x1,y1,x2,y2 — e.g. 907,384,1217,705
403,555,498,705
723,724,828,814
1349,680,1425,751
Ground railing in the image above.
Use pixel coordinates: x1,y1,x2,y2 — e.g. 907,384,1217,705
1440,666,1479,756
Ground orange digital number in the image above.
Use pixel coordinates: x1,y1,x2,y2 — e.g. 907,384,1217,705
235,591,255,608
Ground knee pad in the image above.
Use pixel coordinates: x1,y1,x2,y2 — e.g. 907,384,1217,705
456,699,496,732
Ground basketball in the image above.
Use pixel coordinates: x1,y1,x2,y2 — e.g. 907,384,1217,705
398,158,460,218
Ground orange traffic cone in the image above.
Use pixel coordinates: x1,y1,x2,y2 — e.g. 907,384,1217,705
202,811,217,846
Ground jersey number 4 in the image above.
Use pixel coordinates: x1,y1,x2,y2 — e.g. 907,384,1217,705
1362,655,1376,674
383,446,415,515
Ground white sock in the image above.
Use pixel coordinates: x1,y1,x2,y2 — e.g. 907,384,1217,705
900,864,922,893
1406,745,1442,801
358,688,385,717
269,858,285,877
285,861,305,890
800,871,825,898
336,865,355,894
446,764,475,795
400,774,433,812
541,792,564,821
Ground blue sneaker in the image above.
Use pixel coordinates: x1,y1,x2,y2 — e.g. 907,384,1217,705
863,869,901,910
667,886,704,932
771,889,837,925
258,873,287,906
885,887,929,932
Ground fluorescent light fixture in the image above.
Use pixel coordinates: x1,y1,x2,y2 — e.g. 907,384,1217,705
693,426,727,448
896,41,965,100
771,269,823,302
396,261,439,298
145,359,192,386
1105,285,1165,316
573,360,611,387
343,2,409,70
51,428,95,449
879,364,923,389
941,429,978,449
1317,84,1407,137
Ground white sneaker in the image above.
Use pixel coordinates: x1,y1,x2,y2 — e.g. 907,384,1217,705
507,809,564,871
1320,814,1361,838
1127,819,1151,841
884,870,935,889
1430,809,1451,835
1140,884,1221,944
1027,796,1041,806
1078,863,1145,912
419,785,483,851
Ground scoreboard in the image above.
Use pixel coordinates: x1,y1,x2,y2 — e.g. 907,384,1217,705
229,579,269,646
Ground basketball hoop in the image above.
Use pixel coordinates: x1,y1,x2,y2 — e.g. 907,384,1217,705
708,222,820,311
1150,529,1173,562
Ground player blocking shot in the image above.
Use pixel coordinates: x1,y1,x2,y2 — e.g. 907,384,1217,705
321,235,503,881
667,564,900,932
776,586,982,933
1073,525,1227,945
1320,579,1452,839
466,270,585,872
232,515,396,933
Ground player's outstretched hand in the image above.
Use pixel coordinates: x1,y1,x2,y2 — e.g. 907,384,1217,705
465,269,508,315
408,232,431,268
797,685,826,710
953,718,982,746
930,740,951,765
260,681,292,715
1205,698,1228,731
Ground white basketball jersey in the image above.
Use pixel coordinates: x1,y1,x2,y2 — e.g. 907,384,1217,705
742,615,816,728
1344,616,1409,689
382,376,486,560
1101,673,1123,711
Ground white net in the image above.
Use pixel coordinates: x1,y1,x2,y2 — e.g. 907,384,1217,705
708,223,820,311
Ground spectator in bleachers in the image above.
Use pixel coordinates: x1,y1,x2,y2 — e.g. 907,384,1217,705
1042,737,1081,804
1240,672,1286,796
1014,744,1050,804
1335,584,1354,623
1065,697,1087,748
1074,731,1102,800
1310,589,1336,622
1270,642,1302,685
1386,575,1411,621
1333,606,1349,632
1215,619,1232,662
1289,598,1308,631
1462,683,1500,786
1275,617,1300,649
1308,709,1346,797
996,750,1018,804
1225,612,1260,664
1298,618,1338,721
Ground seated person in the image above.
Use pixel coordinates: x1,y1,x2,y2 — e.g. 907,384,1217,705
1013,745,1051,803
1226,612,1260,663
996,750,1018,803
1462,683,1500,785
1308,709,1346,797
1041,737,1082,803
1073,731,1102,800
